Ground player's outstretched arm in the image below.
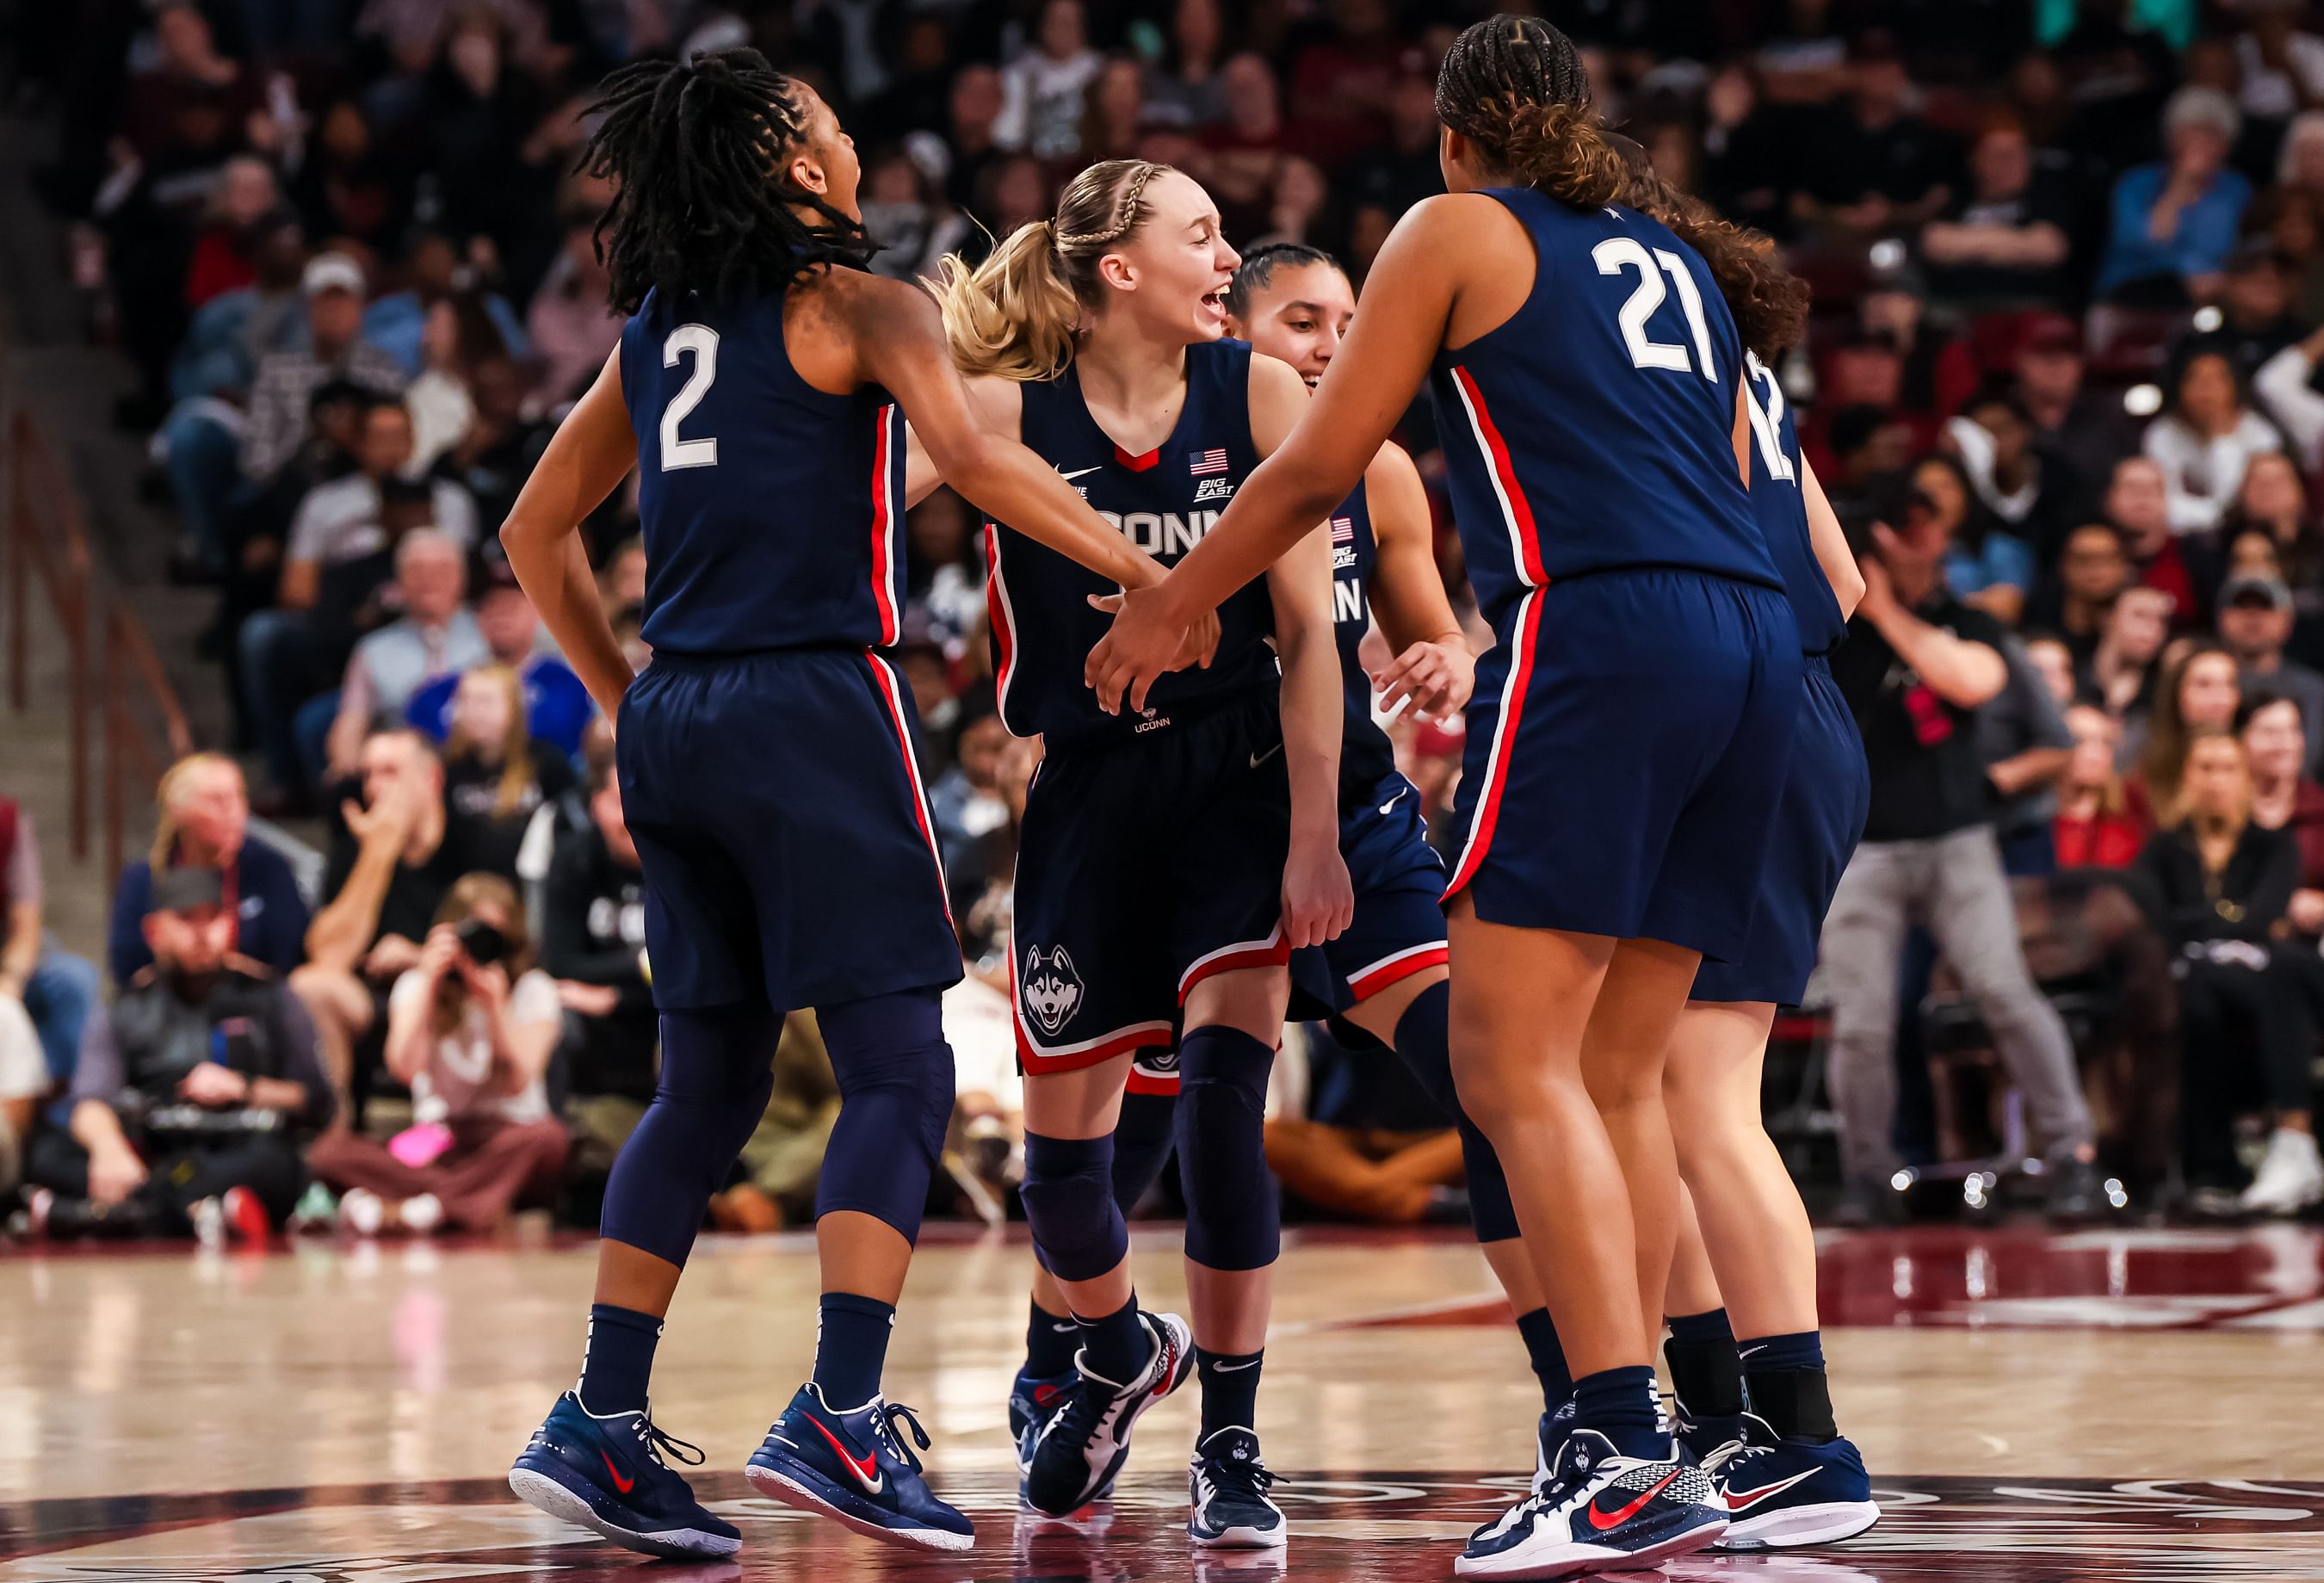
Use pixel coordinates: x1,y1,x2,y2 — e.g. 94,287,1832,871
1800,455,1865,619
1362,440,1474,722
1270,520,1354,949
500,346,640,722
1086,197,1468,706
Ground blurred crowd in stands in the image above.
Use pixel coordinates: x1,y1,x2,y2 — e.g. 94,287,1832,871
7,0,2324,1241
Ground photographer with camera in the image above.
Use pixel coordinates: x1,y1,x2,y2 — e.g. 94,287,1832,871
1821,476,2101,1222
22,868,331,1242
305,873,566,1234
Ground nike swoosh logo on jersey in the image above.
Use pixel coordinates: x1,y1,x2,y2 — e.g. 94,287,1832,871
1060,466,1102,480
599,1450,634,1494
1249,743,1283,770
1724,1467,1821,1512
806,1415,884,1494
1586,1468,1682,1531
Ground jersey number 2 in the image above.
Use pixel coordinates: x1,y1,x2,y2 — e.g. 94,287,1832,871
1592,238,1717,383
660,325,720,471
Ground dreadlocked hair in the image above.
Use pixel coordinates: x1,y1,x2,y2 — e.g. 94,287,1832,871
1436,15,1624,213
580,49,874,316
1610,145,1811,359
1225,242,1341,322
932,159,1176,381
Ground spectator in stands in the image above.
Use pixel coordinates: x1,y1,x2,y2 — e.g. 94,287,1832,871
930,704,1011,890
1981,634,2078,875
281,395,479,603
1143,0,1231,130
1823,483,2100,1221
2013,316,2139,506
1792,33,1958,240
1264,1027,1463,1226
403,294,510,476
1925,452,2034,627
902,490,987,655
2254,320,2324,473
2134,731,2323,1216
2096,86,2253,304
0,799,99,1122
182,156,286,313
1345,70,1443,275
2143,344,2284,536
1920,112,2074,308
22,868,330,1243
2219,575,2324,769
409,566,590,757
290,101,411,256
541,753,654,1160
306,874,568,1234
293,728,467,1110
2029,523,2130,671
109,754,309,985
436,352,552,539
1950,387,2070,574
2242,692,2324,937
319,531,489,785
2024,633,2078,708
2056,705,2148,868
2213,244,2306,382
994,0,1102,159
714,1013,842,1232
437,665,577,880
0,991,39,1196
524,203,619,410
2106,456,2203,621
362,232,528,380
2135,642,2244,821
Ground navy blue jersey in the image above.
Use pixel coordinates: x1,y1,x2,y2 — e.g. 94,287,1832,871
1327,481,1398,812
986,337,1277,746
621,287,905,655
1428,188,1780,634
1740,349,1847,654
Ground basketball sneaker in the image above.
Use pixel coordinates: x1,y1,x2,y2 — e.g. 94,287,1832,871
1187,1427,1287,1549
1530,1400,1576,1492
1459,1428,1726,1579
508,1393,739,1559
1009,1368,1079,1459
1703,1413,1879,1550
1672,1394,1743,1467
745,1383,973,1552
1021,1308,1195,1515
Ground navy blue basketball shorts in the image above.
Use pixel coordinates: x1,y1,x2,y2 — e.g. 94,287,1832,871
1287,769,1450,1027
1443,569,1803,964
1691,654,1867,1005
1011,692,1292,1085
616,647,961,1012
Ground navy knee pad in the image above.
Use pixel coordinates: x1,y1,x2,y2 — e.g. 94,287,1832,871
1175,1025,1279,1271
1110,1086,1178,1214
816,987,955,1242
600,1002,781,1265
1023,1131,1129,1281
1392,982,1519,1243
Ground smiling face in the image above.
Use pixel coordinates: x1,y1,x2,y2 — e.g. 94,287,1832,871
1232,258,1357,386
1097,170,1239,344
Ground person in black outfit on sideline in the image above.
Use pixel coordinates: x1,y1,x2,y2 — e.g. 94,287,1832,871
2131,728,2322,1216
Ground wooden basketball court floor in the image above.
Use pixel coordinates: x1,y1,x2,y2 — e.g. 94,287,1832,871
4,1221,2322,1581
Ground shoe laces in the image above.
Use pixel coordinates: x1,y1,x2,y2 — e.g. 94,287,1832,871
873,1401,934,1475
1044,1370,1122,1456
1200,1448,1276,1502
634,1413,707,1470
1702,1436,1765,1478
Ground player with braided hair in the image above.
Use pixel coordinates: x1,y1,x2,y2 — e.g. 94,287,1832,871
913,159,1354,1548
500,53,1220,1559
1091,15,1808,1574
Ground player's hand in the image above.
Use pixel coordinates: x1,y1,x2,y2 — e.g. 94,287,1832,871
1282,832,1354,949
1375,639,1474,722
1085,583,1203,714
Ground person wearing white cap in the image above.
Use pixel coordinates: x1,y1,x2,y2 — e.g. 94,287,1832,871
2096,85,2254,303
238,252,408,485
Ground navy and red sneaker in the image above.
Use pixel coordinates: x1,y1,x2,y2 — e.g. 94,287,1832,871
1673,1392,1744,1467
1459,1428,1726,1580
1010,1368,1079,1465
745,1383,973,1552
508,1393,740,1559
1704,1414,1880,1550
1021,1309,1195,1516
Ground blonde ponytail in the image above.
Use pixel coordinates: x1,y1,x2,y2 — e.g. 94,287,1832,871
930,160,1177,382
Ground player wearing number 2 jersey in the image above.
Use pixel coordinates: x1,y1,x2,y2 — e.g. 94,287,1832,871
1088,17,1808,1577
495,53,1213,1561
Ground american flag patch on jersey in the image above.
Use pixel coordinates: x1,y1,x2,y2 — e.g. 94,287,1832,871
1189,448,1231,476
1330,516,1356,543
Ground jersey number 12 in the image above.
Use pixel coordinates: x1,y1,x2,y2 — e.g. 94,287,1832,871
1592,238,1717,383
660,325,720,471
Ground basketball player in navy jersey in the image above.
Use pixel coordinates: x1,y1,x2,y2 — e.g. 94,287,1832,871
495,54,1219,1558
1091,18,1809,1575
1011,241,1590,1482
917,161,1351,1549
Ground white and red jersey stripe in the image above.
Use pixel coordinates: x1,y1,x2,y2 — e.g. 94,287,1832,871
868,402,905,646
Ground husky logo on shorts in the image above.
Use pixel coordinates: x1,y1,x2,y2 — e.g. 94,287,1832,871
1022,945,1085,1036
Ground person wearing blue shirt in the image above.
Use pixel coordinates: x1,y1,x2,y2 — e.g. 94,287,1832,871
2097,87,2253,304
108,756,312,986
403,568,593,759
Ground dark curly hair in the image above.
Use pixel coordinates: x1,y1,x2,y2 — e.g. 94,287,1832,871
1437,20,1810,359
579,49,875,315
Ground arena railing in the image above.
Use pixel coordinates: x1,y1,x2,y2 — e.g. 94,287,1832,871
4,409,193,886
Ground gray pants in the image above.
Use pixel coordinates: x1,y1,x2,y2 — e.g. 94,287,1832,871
1818,825,2093,1184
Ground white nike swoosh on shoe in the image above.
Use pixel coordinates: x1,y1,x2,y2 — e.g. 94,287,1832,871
1060,467,1102,480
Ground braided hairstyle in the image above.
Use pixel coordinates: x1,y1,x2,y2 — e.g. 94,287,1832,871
1605,135,1811,359
1435,15,1625,212
1224,242,1341,323
579,49,874,316
932,159,1176,380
